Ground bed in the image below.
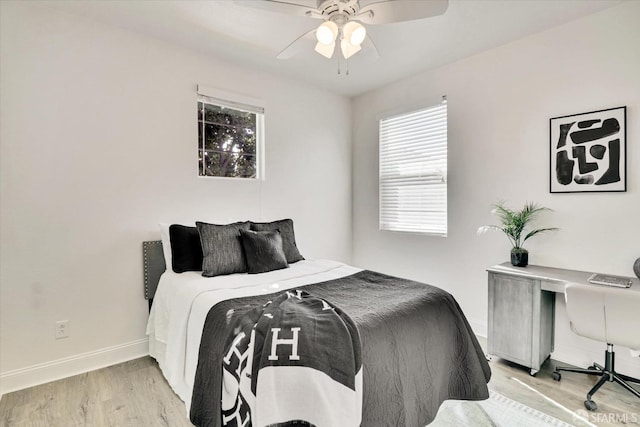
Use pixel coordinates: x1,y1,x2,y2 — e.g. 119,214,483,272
144,221,490,427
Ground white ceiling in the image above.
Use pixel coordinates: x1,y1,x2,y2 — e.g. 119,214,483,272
45,0,624,97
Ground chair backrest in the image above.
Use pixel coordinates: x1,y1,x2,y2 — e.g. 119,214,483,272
565,283,640,350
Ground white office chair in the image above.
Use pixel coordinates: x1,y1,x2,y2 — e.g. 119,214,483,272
552,283,640,411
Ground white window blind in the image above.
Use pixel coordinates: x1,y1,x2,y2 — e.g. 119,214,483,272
379,101,448,235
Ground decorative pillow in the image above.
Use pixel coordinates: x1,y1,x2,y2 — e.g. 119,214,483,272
250,219,304,263
169,224,203,273
159,222,195,273
196,221,251,277
239,229,289,274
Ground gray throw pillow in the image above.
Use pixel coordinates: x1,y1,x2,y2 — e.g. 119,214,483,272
196,221,250,277
239,229,289,274
250,219,304,263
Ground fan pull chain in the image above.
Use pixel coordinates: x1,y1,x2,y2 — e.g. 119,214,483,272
335,55,351,75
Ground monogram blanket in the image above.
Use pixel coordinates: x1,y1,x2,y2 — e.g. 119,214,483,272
220,290,362,427
191,270,491,427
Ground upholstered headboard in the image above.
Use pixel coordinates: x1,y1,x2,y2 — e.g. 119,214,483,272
143,240,166,309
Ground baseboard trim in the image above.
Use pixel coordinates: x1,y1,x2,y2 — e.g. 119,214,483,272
0,338,149,396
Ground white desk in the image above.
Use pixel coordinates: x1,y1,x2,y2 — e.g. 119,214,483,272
486,263,639,375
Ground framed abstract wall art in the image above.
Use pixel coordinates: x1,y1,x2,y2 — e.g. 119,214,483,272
550,106,626,193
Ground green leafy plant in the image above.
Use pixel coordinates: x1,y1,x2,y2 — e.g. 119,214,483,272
478,201,558,252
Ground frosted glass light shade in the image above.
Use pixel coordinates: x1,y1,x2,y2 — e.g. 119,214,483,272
315,41,336,58
342,21,366,46
340,39,361,59
316,21,339,45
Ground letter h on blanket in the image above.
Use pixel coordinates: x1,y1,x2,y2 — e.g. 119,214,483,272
268,328,301,361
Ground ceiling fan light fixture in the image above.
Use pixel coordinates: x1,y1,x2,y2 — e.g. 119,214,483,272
243,0,450,66
342,21,366,46
316,21,339,45
315,41,336,58
340,38,361,59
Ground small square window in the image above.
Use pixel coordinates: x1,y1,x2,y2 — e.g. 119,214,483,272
197,91,264,179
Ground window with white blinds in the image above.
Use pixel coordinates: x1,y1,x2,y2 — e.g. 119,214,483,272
379,101,447,235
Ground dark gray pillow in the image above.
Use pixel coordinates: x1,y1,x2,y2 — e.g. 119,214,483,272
196,221,250,277
239,229,289,274
250,219,304,263
169,224,203,273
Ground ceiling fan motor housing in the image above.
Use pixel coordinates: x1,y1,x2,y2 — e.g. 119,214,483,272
317,0,361,24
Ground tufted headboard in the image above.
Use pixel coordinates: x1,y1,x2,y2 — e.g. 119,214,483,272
143,240,166,310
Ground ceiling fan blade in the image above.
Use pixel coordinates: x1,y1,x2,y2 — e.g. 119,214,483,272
364,33,380,61
234,0,320,18
358,0,448,25
276,28,317,59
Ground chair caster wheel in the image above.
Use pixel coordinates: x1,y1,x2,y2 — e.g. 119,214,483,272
552,371,561,381
584,399,597,411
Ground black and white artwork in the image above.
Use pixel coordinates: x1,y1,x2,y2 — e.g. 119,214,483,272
550,106,626,193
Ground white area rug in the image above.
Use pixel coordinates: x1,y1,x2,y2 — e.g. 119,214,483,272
430,390,591,427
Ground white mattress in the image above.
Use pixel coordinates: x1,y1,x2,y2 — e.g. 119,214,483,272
146,259,361,412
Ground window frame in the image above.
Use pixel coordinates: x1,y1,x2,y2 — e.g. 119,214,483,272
378,99,448,236
197,85,265,180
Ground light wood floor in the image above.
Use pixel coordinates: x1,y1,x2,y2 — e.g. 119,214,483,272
1,339,638,426
0,357,192,427
486,355,640,426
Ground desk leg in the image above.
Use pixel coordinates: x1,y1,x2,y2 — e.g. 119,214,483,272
547,291,556,353
530,368,539,376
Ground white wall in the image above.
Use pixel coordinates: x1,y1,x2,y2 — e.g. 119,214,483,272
0,2,352,393
352,2,640,377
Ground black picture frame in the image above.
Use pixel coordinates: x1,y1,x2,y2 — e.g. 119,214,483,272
550,106,626,193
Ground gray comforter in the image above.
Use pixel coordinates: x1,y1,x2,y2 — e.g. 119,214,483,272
190,270,491,427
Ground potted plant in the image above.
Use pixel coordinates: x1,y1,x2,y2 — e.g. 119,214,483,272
478,201,558,267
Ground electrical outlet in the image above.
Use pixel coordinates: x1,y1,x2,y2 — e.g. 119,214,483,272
55,320,69,339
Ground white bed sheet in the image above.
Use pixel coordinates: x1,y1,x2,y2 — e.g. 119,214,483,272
146,259,361,412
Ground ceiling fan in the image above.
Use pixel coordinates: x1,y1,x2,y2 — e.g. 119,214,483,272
237,0,448,62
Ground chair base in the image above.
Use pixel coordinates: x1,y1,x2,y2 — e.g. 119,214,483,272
553,344,640,411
